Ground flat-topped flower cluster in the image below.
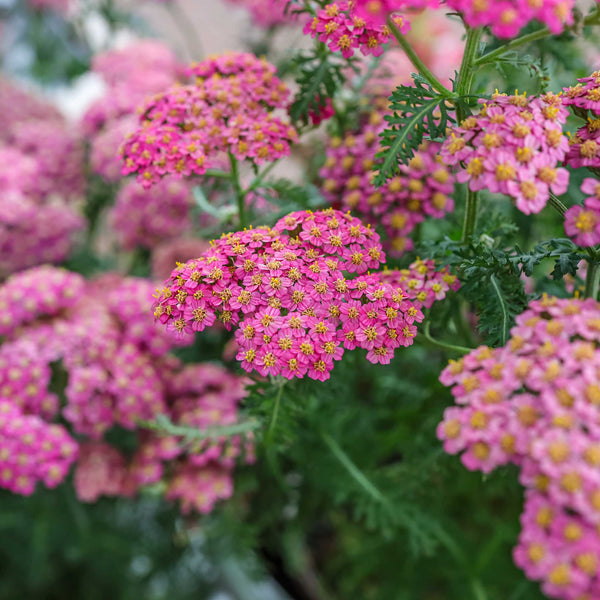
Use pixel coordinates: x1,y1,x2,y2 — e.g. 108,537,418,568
154,209,459,380
438,296,600,599
441,91,569,215
299,0,585,54
121,52,298,187
564,71,600,171
0,266,252,514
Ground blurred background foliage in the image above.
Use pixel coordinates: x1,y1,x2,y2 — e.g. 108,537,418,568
1,1,599,599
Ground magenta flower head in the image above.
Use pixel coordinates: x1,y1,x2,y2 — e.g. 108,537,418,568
321,110,455,256
153,208,459,380
441,91,570,215
445,0,577,38
566,118,600,171
0,400,78,496
438,295,600,599
563,70,600,119
120,52,298,187
302,1,416,59
0,266,85,335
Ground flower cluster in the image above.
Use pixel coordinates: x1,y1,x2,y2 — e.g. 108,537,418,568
0,77,63,135
563,71,600,171
10,120,85,201
154,209,459,379
0,265,85,334
446,0,578,38
378,258,460,309
302,1,410,59
0,80,85,275
564,178,600,247
441,91,570,215
0,190,84,277
438,296,600,599
128,363,253,514
321,111,454,255
0,266,251,514
110,178,193,251
84,40,183,182
0,400,78,496
121,52,298,187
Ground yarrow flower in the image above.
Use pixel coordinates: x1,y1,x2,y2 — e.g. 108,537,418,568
110,178,193,251
120,52,298,187
445,0,578,38
438,295,600,600
441,91,570,215
0,266,251,514
0,400,78,495
303,1,412,59
378,259,460,309
0,79,85,275
563,72,600,173
321,110,455,256
153,208,459,380
564,178,600,247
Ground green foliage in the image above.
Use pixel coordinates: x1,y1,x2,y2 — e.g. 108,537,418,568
374,75,453,186
289,46,350,125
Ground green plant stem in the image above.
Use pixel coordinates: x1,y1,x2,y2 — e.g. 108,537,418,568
321,432,387,504
228,153,247,228
204,169,232,180
475,7,600,66
247,161,278,193
267,382,285,443
585,257,600,300
141,416,261,441
548,193,568,217
422,320,472,355
455,26,483,117
387,18,450,95
455,27,483,242
461,187,479,243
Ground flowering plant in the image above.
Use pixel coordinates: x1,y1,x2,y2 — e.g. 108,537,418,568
3,1,600,599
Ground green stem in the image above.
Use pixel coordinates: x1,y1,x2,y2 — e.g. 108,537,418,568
387,18,451,95
321,432,387,504
140,415,261,441
461,187,479,243
267,382,285,443
204,169,233,180
422,320,472,355
548,193,568,217
228,153,247,228
585,258,600,300
455,26,483,120
475,7,600,67
247,161,278,193
455,26,483,243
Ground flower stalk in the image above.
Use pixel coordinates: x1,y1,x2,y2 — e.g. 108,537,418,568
387,18,450,96
455,26,483,242
228,152,247,229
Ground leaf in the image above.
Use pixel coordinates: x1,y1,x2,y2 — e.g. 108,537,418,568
289,47,350,125
374,76,452,185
